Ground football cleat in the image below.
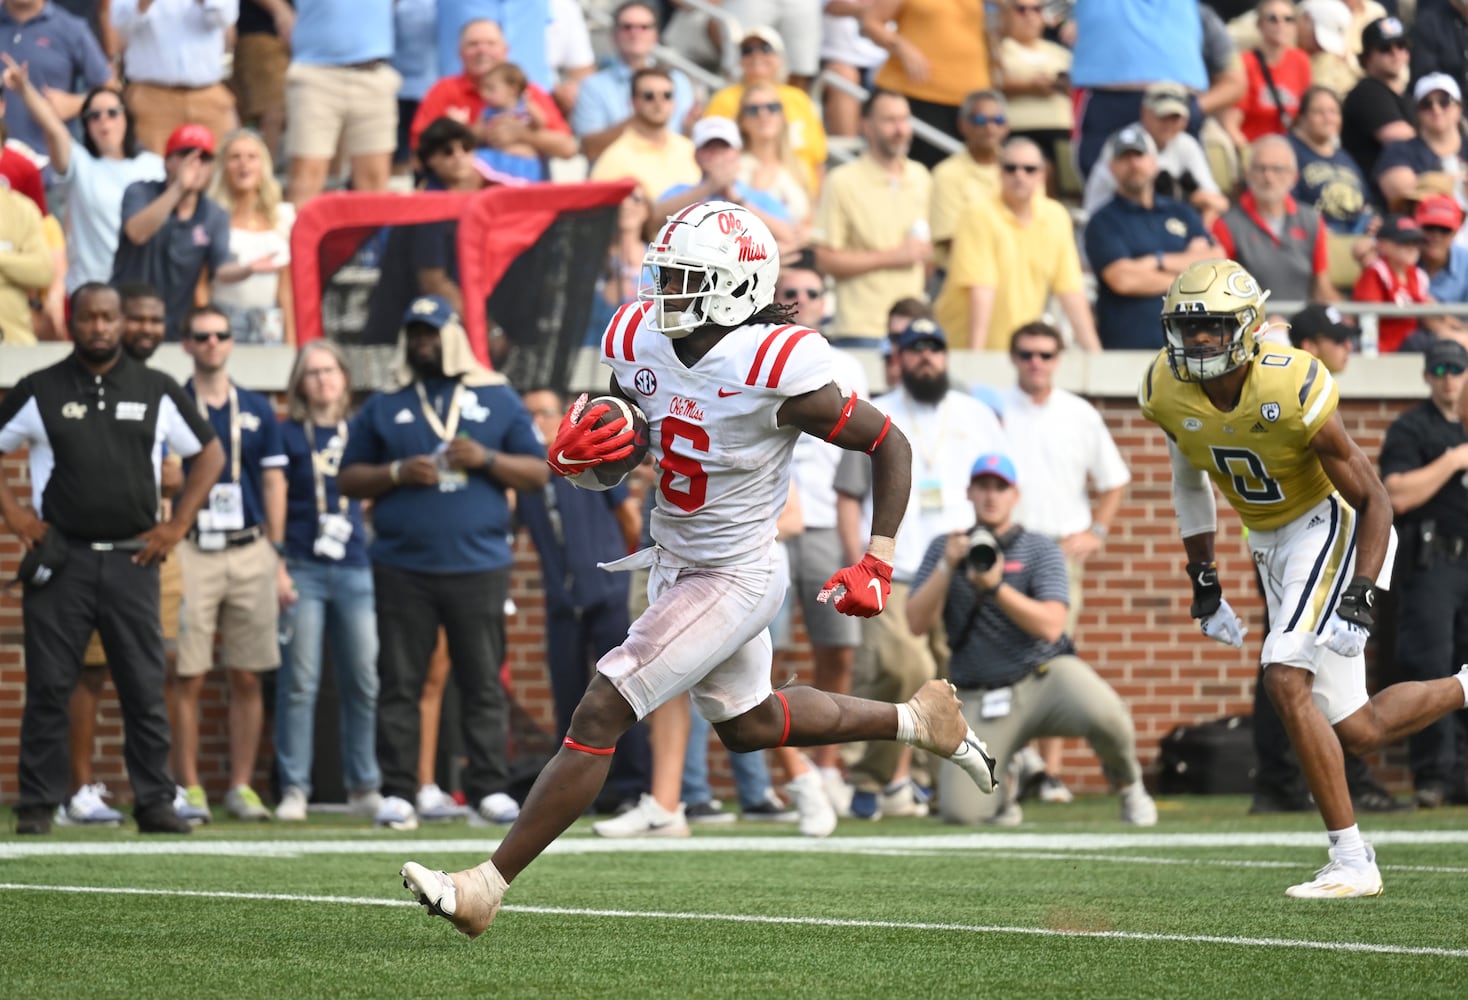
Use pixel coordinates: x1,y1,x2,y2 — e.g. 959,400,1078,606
906,679,998,794
1285,845,1384,899
401,860,508,940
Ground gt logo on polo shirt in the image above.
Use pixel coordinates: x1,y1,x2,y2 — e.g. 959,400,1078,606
62,402,86,419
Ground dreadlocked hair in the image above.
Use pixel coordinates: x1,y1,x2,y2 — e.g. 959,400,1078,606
748,299,799,326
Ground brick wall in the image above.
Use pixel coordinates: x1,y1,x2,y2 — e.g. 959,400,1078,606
0,394,1414,804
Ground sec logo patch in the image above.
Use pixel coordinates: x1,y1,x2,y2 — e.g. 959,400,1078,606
634,368,657,395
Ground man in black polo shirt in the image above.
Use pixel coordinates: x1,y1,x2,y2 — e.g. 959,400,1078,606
904,452,1155,827
1380,338,1468,808
0,282,225,835
1341,17,1416,186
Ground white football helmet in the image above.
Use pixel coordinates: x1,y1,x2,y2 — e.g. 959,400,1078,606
640,199,779,337
1161,258,1271,382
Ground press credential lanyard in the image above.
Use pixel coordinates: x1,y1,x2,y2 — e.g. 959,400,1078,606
414,379,463,443
308,421,350,517
196,382,242,483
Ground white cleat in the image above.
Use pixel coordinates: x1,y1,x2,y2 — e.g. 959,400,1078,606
1285,845,1384,899
784,766,837,838
1119,782,1158,827
906,680,997,794
401,860,508,939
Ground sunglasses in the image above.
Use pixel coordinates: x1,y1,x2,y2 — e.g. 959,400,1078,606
170,147,215,162
1375,40,1408,53
638,89,673,101
1262,13,1295,23
1001,162,1042,174
1011,4,1043,12
189,330,232,343
741,102,782,116
1429,362,1466,376
902,341,945,354
740,41,776,56
968,113,1007,127
1420,94,1456,110
84,106,124,123
1423,224,1456,236
1014,349,1057,361
780,287,823,301
616,21,654,31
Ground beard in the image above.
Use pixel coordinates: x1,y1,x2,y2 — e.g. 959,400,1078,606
77,340,121,366
901,368,948,404
408,348,444,379
123,335,158,361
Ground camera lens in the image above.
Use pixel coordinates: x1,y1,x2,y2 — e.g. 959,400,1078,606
966,526,999,573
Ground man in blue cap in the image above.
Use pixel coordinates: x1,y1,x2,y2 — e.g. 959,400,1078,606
339,295,550,831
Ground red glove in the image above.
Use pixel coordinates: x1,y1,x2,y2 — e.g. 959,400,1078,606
817,554,893,618
546,393,636,478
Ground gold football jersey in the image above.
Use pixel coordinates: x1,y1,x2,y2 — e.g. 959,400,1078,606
1138,345,1339,531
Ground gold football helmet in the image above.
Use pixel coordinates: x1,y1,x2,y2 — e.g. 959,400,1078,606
1161,259,1270,382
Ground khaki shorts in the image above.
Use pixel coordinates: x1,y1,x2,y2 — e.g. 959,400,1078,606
83,551,184,666
176,536,282,677
231,33,289,120
124,81,238,157
285,61,401,159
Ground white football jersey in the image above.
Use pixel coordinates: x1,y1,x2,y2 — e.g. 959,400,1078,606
601,302,837,565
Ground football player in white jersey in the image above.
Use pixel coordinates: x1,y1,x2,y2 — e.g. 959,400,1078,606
1142,259,1468,898
400,201,1000,939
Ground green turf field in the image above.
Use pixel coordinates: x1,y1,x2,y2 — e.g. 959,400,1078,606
3,796,1466,999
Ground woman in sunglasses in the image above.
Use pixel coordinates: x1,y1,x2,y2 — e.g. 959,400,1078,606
2,57,163,292
1376,73,1466,214
209,129,295,345
737,82,813,233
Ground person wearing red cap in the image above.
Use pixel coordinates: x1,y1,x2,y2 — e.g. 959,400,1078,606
113,123,270,333
1417,195,1468,314
1352,212,1434,352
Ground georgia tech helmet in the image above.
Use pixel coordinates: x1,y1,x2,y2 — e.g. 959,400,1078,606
640,199,779,338
1161,258,1271,382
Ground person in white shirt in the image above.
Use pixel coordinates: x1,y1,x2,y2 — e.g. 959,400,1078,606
1000,319,1131,805
208,129,295,344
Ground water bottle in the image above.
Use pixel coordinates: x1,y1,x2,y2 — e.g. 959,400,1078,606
278,594,297,646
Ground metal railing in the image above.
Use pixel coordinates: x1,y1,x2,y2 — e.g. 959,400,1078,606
650,0,747,80
811,69,964,163
1266,300,1468,357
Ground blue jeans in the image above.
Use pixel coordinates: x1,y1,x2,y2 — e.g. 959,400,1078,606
275,559,381,797
681,706,773,810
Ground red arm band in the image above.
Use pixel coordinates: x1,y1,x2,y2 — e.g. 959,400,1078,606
823,391,859,443
864,414,892,455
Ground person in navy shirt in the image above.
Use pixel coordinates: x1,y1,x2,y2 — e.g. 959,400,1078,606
339,295,550,831
272,339,382,823
1084,125,1216,351
177,303,289,823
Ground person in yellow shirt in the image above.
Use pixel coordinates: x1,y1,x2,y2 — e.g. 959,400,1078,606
928,89,1007,267
0,184,55,345
589,66,699,209
703,27,828,192
935,137,1097,351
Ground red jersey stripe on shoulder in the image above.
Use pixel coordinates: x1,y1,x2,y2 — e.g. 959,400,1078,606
604,302,639,359
622,301,653,361
745,325,797,386
765,328,818,388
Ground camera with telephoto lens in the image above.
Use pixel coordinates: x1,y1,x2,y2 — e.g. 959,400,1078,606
966,526,1002,573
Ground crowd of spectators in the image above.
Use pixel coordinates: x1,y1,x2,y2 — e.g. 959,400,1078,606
4,1,1468,829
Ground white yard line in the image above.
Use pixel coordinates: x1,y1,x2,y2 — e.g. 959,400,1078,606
0,882,1464,959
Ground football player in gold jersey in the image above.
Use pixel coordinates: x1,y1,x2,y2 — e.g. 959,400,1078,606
1141,259,1468,898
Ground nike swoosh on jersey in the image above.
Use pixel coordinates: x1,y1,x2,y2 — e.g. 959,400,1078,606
867,578,884,610
555,451,597,466
717,388,742,397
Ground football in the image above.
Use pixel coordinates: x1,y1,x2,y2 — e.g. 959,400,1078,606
564,395,650,491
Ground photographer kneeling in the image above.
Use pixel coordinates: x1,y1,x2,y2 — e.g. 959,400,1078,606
907,453,1158,826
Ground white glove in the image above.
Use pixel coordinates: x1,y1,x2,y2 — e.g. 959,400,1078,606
1315,613,1369,658
1200,598,1248,648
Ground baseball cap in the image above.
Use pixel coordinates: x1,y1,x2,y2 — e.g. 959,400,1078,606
1143,82,1191,119
1415,72,1463,105
1424,338,1468,372
1360,16,1407,53
1415,194,1465,231
1378,213,1426,243
691,116,742,150
969,453,1018,487
1299,0,1350,58
895,317,947,351
402,294,456,330
165,123,215,157
1288,304,1354,346
741,25,785,57
1110,124,1158,159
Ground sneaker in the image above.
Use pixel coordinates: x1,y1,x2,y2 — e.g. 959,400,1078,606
591,793,689,838
468,792,520,826
785,769,837,838
1038,775,1075,804
375,795,419,831
1351,782,1413,814
1285,845,1384,899
15,805,52,835
740,789,798,822
819,767,853,818
684,800,737,825
1248,789,1313,815
416,783,468,821
1120,782,1158,826
906,680,997,794
276,786,309,822
849,789,882,820
55,783,125,826
175,784,211,824
224,785,271,821
401,859,507,940
135,799,192,834
880,778,930,818
347,789,384,818
1414,784,1448,810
